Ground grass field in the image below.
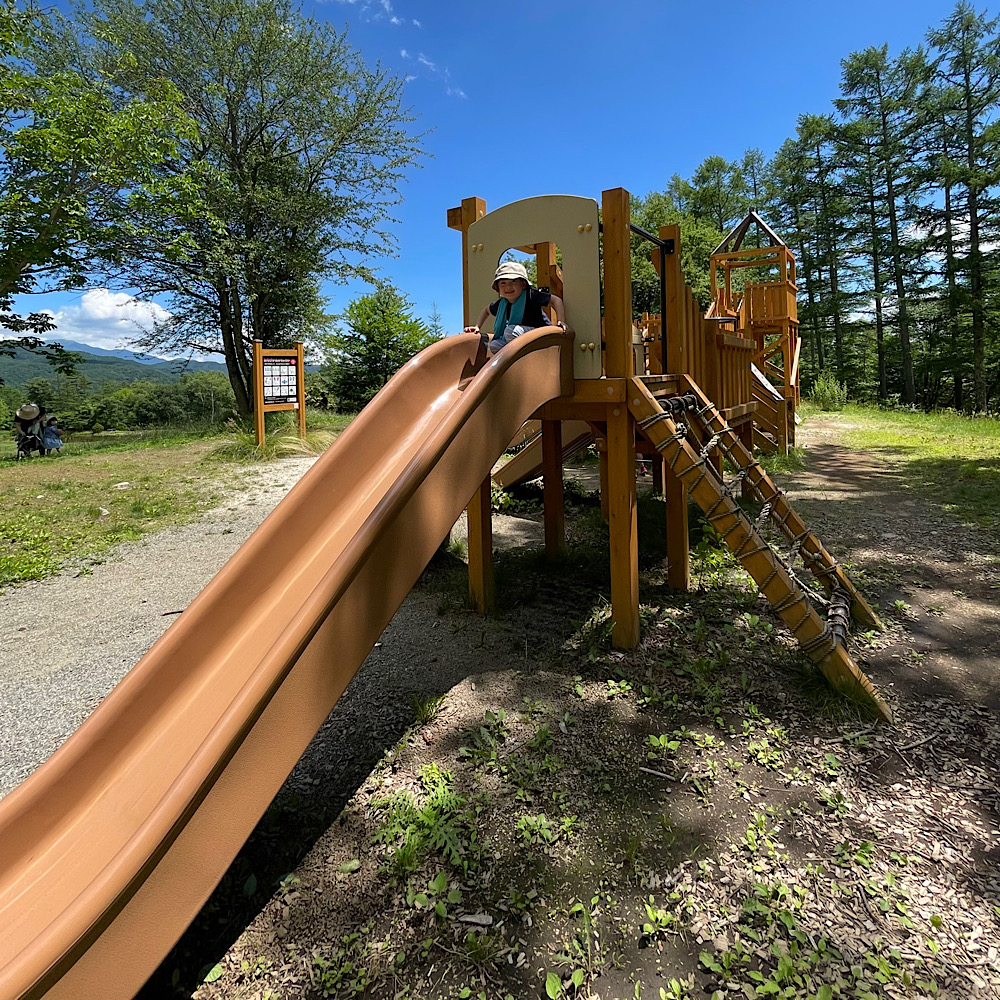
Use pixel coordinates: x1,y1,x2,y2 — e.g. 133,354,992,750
0,412,353,586
798,402,1000,531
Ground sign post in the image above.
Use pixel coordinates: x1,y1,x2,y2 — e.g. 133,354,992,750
253,340,307,446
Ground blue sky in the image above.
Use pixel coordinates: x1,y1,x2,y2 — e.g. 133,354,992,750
11,0,967,355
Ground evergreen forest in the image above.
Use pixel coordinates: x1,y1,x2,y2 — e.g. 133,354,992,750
636,1,1000,412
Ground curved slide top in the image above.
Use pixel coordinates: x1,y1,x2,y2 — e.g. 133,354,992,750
0,329,573,1000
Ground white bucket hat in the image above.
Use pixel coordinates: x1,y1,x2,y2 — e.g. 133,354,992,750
492,260,530,291
16,403,40,421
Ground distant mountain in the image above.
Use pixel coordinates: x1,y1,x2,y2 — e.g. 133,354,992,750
0,342,229,388
41,339,176,365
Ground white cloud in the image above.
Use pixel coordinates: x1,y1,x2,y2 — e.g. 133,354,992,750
412,18,421,26
39,289,172,353
403,51,466,99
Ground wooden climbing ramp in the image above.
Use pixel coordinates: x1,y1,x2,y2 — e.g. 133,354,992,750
628,377,891,723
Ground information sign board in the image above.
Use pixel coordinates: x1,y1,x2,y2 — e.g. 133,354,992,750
253,340,306,445
262,357,298,406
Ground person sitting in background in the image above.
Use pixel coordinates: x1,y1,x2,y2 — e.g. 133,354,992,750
465,261,566,355
13,402,46,456
43,416,63,455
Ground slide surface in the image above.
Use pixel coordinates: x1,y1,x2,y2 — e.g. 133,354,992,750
0,329,572,1000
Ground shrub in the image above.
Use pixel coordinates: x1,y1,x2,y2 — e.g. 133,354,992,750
91,422,105,434
811,372,848,411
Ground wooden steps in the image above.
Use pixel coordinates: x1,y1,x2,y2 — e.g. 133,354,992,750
628,377,890,723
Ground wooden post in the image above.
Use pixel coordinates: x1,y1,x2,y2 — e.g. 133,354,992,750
664,456,690,591
607,405,639,647
660,225,683,376
602,189,633,381
295,341,307,439
253,339,265,446
598,439,609,521
467,483,494,613
738,420,754,499
541,419,564,562
602,188,639,648
449,196,494,612
448,196,487,333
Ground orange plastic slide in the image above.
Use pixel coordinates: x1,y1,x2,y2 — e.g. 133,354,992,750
0,329,573,1000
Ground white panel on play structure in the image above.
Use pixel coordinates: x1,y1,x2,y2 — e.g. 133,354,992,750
467,195,602,380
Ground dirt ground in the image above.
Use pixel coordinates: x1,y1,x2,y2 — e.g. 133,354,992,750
155,415,1000,1000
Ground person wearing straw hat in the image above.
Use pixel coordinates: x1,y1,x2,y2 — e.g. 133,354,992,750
465,261,566,355
13,402,46,458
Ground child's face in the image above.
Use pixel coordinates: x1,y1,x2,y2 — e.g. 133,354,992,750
497,278,526,303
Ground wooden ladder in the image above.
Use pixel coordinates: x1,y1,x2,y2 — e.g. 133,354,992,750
629,377,890,723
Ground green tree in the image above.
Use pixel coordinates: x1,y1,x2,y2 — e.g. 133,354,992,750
61,0,425,417
767,138,828,375
838,117,894,399
323,285,437,412
0,0,190,370
20,375,55,409
797,114,856,383
629,190,722,314
177,371,236,423
689,155,748,233
427,302,446,338
926,1,1000,411
836,44,930,403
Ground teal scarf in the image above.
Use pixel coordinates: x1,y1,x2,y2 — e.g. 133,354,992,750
493,289,527,338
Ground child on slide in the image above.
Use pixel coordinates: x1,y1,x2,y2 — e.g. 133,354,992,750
465,261,566,354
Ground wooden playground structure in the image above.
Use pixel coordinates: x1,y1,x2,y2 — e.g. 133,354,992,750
449,190,889,722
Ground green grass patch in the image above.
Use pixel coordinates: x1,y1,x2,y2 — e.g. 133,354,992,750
0,439,225,585
0,410,354,585
208,409,354,463
800,403,1000,531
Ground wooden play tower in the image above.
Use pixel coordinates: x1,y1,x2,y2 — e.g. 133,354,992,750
706,210,801,454
449,190,889,722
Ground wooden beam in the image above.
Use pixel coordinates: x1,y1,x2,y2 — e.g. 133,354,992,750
450,196,492,612
660,225,683,375
664,453,689,591
602,188,632,379
252,339,265,446
466,478,494,613
607,403,639,647
541,420,565,562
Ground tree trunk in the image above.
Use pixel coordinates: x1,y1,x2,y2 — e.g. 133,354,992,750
878,95,916,404
217,277,252,416
964,66,986,411
941,173,964,409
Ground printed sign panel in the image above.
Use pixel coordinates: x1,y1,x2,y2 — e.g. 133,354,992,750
262,357,298,405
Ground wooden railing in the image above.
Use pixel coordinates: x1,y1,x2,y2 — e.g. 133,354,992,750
638,308,753,417
743,280,798,326
715,331,755,412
